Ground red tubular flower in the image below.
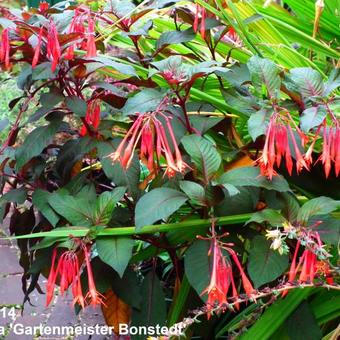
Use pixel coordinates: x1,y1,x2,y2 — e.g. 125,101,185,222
0,28,11,70
46,247,84,308
46,21,61,72
83,245,105,306
193,4,207,39
86,17,97,58
110,111,189,177
39,1,49,13
257,111,308,180
80,100,101,136
32,27,43,68
201,227,254,316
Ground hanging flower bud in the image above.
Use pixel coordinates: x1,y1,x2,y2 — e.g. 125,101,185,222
32,27,43,68
193,4,207,39
46,21,61,72
0,28,11,70
80,100,101,136
86,17,97,58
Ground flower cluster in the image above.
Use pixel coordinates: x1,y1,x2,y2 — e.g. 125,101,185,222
110,110,189,177
305,118,340,178
257,110,308,180
200,225,254,316
0,3,97,72
46,239,104,308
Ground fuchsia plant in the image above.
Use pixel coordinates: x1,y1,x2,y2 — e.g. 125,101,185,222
0,0,339,338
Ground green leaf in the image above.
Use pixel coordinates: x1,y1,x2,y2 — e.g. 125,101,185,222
247,236,288,288
240,288,313,340
246,209,286,227
181,134,221,183
247,56,281,98
32,62,56,80
324,68,340,96
94,187,126,225
184,239,210,301
248,109,269,141
90,56,137,76
218,166,290,192
285,302,322,340
309,215,340,246
290,68,324,98
96,236,134,277
179,180,206,206
1,187,27,204
300,105,327,132
97,142,141,200
135,188,187,229
297,196,340,224
122,89,164,115
32,189,59,227
48,191,94,227
156,28,195,49
15,120,62,169
65,96,87,117
131,272,167,338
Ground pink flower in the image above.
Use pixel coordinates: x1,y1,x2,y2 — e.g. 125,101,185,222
86,17,97,58
193,4,207,39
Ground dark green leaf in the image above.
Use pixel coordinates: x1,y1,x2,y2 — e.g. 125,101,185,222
181,134,221,183
156,28,195,49
65,96,87,117
246,209,286,227
1,187,27,204
32,62,56,80
15,120,62,169
247,236,288,288
135,188,187,229
297,196,340,224
300,105,327,132
96,237,134,277
248,109,269,141
309,215,340,245
90,56,137,76
179,180,206,206
218,167,290,192
184,239,210,301
290,68,324,98
94,187,126,225
48,191,94,227
247,56,281,98
285,302,322,340
122,89,164,115
131,272,166,338
32,189,59,227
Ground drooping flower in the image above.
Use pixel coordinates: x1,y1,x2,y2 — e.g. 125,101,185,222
110,111,189,177
0,28,11,70
200,225,254,316
46,20,61,72
257,111,309,180
193,3,207,39
283,230,332,296
32,27,43,68
83,244,105,306
85,17,97,58
80,100,101,136
46,240,104,308
46,247,84,308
